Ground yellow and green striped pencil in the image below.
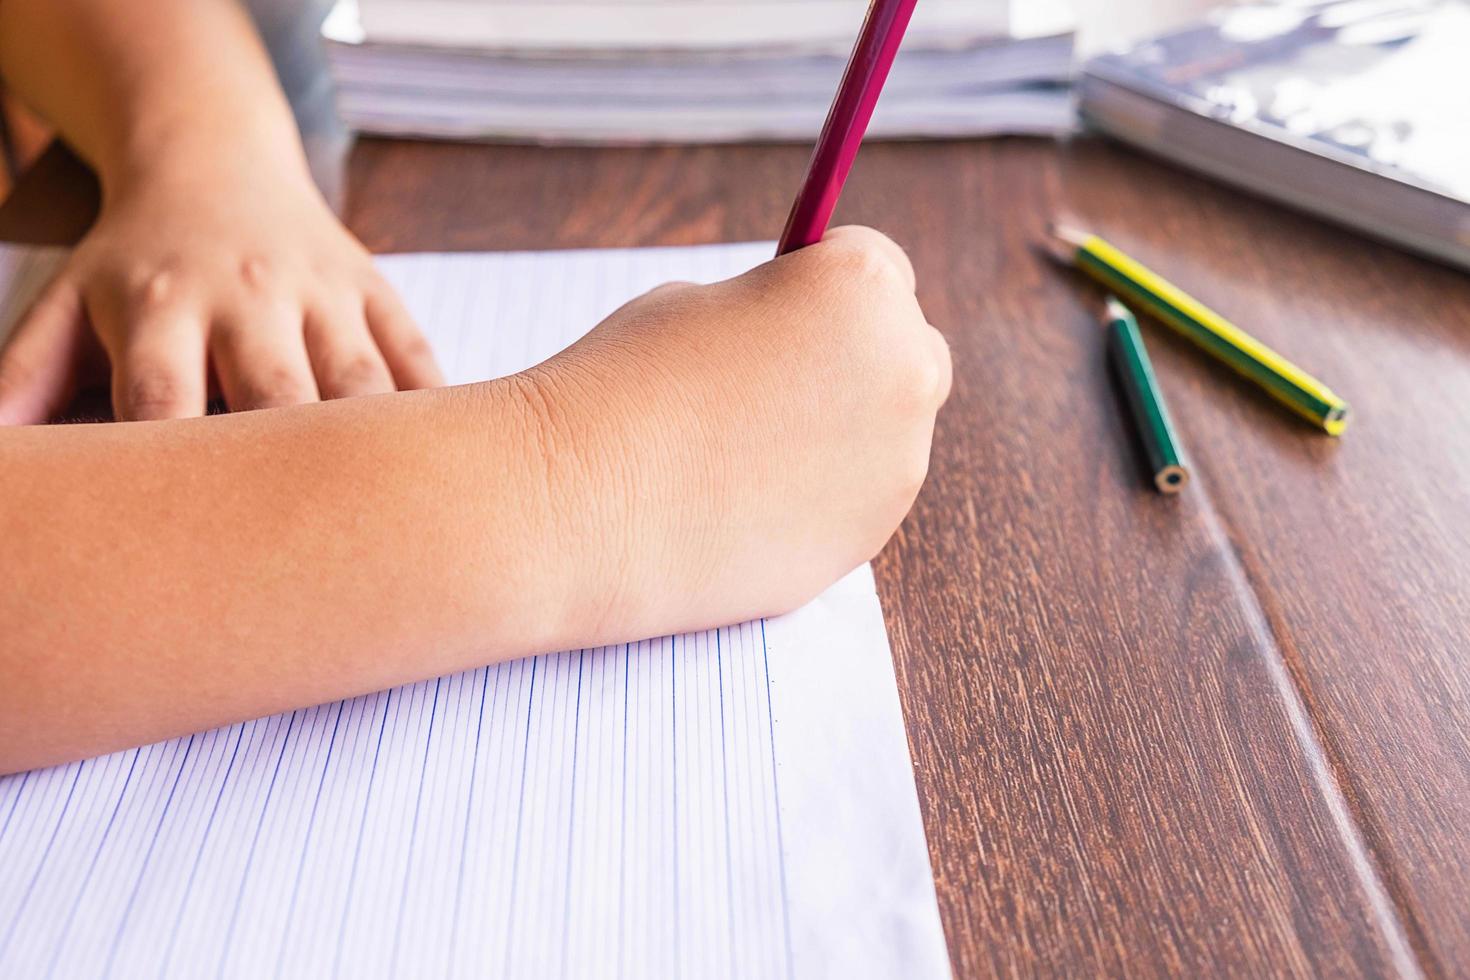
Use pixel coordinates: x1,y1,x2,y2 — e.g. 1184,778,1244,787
1046,222,1350,436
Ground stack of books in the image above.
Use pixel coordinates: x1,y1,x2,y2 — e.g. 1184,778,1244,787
321,0,1075,144
1079,0,1470,271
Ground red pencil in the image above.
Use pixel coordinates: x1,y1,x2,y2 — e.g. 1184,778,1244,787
775,0,920,256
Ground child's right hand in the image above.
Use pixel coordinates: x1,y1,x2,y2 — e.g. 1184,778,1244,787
521,225,952,635
0,225,947,770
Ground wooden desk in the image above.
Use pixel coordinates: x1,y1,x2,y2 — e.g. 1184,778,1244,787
5,133,1469,977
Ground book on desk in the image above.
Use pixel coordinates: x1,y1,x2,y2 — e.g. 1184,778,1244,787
1079,0,1470,271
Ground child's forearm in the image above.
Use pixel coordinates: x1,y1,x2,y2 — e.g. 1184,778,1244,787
0,228,952,776
0,378,629,774
0,0,307,194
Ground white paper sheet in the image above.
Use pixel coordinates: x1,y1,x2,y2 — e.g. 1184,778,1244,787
0,242,949,979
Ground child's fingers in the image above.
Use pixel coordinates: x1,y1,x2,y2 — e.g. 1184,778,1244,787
0,278,87,425
109,310,209,421
210,309,320,412
304,302,396,400
364,284,444,390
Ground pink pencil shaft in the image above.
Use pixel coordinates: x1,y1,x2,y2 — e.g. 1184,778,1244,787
775,0,919,256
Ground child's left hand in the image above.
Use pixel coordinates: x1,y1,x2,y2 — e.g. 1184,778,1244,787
0,155,443,423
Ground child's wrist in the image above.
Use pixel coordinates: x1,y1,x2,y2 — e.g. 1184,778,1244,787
514,352,721,645
501,365,654,643
481,357,687,650
97,112,312,204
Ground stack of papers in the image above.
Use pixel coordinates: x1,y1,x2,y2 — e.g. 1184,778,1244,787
322,0,1075,143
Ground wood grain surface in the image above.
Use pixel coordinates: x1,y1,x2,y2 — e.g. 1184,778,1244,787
6,133,1468,978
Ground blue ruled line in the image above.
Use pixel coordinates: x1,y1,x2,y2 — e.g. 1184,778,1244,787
45,747,143,978
0,760,86,962
447,666,494,972
273,701,347,979
217,711,300,976
0,770,35,850
716,629,738,975
157,723,249,978
759,618,795,980
101,734,197,979
388,677,444,975
332,690,395,978
670,635,681,975
616,644,631,980
502,658,540,976
559,651,586,979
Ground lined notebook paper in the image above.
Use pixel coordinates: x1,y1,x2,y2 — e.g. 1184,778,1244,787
0,242,949,979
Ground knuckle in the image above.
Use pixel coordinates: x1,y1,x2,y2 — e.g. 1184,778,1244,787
902,448,932,498
828,224,890,250
891,437,933,501
0,346,37,386
892,354,938,416
881,338,947,420
397,332,436,363
827,237,894,281
365,280,403,313
831,250,906,304
122,371,184,415
243,365,312,406
912,353,944,405
120,266,184,316
329,353,387,389
823,228,905,282
646,280,696,298
927,330,953,401
237,255,278,293
140,271,175,308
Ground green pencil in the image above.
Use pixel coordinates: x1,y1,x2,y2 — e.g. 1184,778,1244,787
1104,296,1190,494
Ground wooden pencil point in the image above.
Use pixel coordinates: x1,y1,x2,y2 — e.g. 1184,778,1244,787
1036,234,1079,267
1047,220,1090,250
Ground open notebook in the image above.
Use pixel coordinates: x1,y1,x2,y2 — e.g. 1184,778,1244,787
0,242,949,979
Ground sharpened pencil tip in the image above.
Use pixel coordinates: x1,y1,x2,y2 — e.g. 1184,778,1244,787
1033,239,1074,266
1104,295,1134,323
1047,219,1090,249
1037,219,1090,265
1036,231,1079,266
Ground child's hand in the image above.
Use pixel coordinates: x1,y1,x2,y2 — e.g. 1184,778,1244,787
524,225,952,633
0,160,442,423
0,225,946,769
